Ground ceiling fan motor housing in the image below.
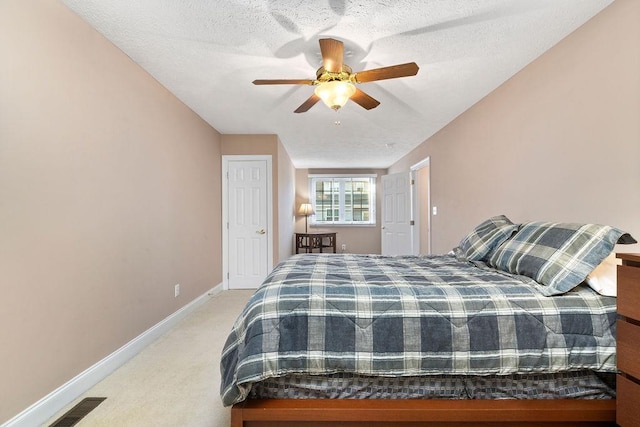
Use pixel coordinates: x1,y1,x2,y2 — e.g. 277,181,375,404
314,65,354,85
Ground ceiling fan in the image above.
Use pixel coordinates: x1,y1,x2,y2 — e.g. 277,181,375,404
253,38,419,113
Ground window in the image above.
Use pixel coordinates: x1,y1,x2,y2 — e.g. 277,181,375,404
309,175,376,226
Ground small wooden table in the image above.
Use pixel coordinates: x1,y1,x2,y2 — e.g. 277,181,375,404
295,232,336,254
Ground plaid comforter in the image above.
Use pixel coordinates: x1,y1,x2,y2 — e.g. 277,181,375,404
220,254,617,406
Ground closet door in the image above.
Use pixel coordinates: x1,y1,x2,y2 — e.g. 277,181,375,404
226,158,271,289
381,172,412,255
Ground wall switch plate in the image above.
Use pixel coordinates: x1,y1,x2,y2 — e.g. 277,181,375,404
174,284,180,297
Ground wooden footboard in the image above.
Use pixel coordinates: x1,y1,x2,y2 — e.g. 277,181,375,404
231,399,616,427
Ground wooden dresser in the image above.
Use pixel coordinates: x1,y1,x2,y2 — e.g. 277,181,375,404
616,253,640,427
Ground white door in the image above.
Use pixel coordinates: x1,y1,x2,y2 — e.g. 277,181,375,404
226,158,271,289
411,157,431,255
381,172,412,255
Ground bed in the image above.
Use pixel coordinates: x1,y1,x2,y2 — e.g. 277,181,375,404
221,217,636,426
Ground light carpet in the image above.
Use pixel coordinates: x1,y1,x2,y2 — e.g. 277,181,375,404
43,290,254,427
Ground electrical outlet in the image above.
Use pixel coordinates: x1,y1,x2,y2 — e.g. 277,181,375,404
174,284,180,297
341,244,347,252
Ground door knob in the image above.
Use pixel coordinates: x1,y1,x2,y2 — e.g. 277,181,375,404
257,229,266,234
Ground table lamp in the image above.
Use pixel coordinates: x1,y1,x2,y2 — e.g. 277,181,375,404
298,203,315,233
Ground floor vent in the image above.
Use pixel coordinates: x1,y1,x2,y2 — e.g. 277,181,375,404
49,397,106,427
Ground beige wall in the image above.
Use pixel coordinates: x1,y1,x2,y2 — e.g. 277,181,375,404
295,168,387,254
221,134,295,263
389,0,640,254
417,166,431,254
0,0,223,423
277,141,296,262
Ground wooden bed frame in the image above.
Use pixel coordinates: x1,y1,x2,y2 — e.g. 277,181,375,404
231,398,616,426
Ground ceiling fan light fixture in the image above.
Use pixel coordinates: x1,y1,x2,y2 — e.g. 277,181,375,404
253,38,418,113
314,80,356,111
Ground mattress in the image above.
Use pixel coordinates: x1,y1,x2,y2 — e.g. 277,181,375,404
250,371,616,400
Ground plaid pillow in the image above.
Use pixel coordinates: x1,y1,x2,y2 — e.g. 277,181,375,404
488,221,630,295
454,215,519,261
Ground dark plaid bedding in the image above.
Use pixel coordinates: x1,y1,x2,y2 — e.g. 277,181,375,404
220,254,617,406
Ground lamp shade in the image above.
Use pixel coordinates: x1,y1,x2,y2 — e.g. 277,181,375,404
314,80,356,110
298,203,315,215
298,203,314,233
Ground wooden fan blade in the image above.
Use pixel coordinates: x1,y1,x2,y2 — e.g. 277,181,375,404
319,38,344,73
350,88,380,110
294,94,321,113
253,79,314,85
354,62,419,83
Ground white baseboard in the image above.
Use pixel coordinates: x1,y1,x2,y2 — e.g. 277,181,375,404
2,283,223,427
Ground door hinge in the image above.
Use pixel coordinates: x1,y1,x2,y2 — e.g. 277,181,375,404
410,179,415,185
410,220,415,226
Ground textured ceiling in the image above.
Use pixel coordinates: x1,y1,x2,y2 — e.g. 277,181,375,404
59,0,612,168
